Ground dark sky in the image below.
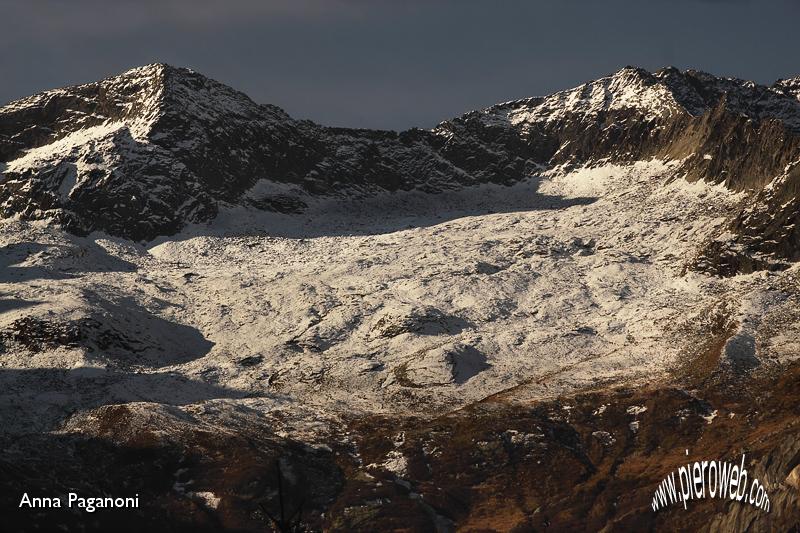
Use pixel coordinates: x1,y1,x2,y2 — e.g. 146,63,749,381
2,0,798,130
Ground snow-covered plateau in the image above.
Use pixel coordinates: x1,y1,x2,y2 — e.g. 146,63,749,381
3,159,799,433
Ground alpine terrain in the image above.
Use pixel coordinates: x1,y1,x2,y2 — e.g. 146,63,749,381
1,64,799,531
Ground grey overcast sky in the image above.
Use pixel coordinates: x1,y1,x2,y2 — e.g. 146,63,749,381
1,0,798,130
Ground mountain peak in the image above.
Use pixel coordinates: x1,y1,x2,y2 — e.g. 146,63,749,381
115,62,170,77
0,62,301,240
112,62,201,83
476,65,680,129
612,65,653,79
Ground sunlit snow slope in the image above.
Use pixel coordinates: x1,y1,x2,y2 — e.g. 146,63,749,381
3,159,800,435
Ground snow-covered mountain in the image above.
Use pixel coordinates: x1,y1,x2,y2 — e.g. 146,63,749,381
0,63,504,242
3,66,800,531
3,64,800,274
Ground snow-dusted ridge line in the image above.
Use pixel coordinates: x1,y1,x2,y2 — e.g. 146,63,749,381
440,65,800,129
2,63,800,274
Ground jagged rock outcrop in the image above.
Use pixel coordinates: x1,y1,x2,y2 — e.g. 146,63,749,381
3,64,800,272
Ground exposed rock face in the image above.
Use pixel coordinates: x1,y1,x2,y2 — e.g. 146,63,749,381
3,64,800,273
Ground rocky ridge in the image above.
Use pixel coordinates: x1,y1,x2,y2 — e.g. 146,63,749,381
2,65,800,274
